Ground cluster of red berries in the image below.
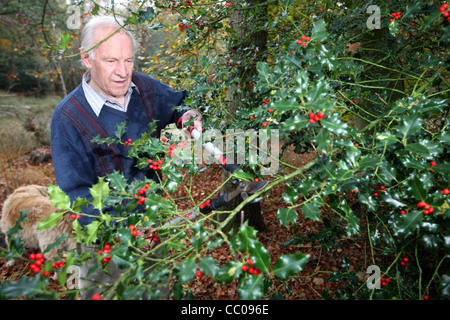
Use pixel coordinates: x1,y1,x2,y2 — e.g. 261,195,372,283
129,224,139,237
389,11,402,22
224,2,232,7
308,111,325,124
148,158,163,170
29,252,45,274
168,140,188,157
185,0,192,6
98,243,112,263
400,257,408,266
439,3,450,22
123,138,133,147
242,259,259,275
373,185,386,197
261,98,270,107
70,213,81,220
178,23,190,31
297,35,311,47
146,229,161,245
133,183,150,205
29,252,65,276
429,161,437,172
417,201,434,215
380,275,391,287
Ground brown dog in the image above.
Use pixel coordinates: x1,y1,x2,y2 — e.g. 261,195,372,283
0,185,76,263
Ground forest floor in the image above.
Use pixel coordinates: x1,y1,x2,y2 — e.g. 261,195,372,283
0,145,372,300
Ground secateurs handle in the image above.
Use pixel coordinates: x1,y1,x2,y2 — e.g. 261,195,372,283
189,128,241,174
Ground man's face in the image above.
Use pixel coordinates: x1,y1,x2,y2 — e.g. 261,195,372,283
81,27,134,104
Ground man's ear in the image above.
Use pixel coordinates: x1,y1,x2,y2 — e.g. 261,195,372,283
80,50,93,69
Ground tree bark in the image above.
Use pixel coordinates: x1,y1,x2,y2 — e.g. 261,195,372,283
215,0,269,234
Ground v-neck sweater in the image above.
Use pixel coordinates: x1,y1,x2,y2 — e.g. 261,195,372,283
50,71,188,226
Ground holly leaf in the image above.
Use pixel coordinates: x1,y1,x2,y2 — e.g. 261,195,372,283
0,276,52,299
199,256,219,278
249,238,270,272
394,114,422,140
321,113,349,136
107,171,128,192
48,183,71,211
311,19,329,42
114,120,127,141
89,177,110,211
37,211,64,231
301,198,323,221
282,114,309,132
175,257,197,283
397,210,423,237
389,19,399,37
272,253,309,279
216,261,242,284
277,208,298,227
59,32,71,51
257,61,270,80
238,274,265,300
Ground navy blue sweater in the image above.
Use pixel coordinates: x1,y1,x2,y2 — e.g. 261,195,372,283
51,71,187,226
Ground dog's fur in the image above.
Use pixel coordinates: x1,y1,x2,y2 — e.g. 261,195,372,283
0,185,76,262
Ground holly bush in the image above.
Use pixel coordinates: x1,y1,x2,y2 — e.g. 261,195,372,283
0,0,449,300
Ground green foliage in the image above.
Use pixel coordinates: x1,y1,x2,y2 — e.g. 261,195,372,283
1,0,449,301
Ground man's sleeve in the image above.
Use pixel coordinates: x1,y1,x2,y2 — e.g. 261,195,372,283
154,80,190,130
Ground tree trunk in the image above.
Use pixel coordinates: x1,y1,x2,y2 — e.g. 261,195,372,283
215,0,269,234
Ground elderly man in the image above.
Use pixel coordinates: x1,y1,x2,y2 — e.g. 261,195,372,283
50,15,200,299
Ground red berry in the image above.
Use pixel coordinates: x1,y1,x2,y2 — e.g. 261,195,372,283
196,270,202,277
92,294,101,300
248,259,254,266
417,201,426,208
242,264,248,272
29,254,36,260
262,122,267,127
430,161,436,166
400,210,406,215
131,229,138,237
442,189,449,195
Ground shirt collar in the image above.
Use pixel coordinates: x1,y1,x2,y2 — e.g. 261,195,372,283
82,70,138,117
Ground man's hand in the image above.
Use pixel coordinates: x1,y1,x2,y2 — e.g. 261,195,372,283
180,109,202,138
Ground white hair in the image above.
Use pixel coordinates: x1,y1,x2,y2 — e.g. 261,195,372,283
80,15,139,60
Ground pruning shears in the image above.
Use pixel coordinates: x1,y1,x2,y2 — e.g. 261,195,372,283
161,128,268,228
